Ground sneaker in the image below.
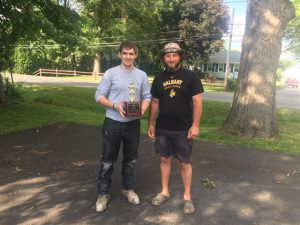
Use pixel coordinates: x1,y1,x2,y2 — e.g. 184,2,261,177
151,193,169,206
95,194,110,212
121,189,140,205
183,200,195,214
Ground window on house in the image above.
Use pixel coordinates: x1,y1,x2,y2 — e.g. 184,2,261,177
214,63,219,72
219,63,223,72
207,63,212,71
234,65,239,72
211,63,218,72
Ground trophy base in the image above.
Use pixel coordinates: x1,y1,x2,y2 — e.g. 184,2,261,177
124,101,141,116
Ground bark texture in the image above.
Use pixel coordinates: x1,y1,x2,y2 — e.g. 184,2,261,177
0,73,5,105
92,51,101,76
224,0,295,138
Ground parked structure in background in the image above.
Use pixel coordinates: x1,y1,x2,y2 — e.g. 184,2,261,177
200,50,241,79
283,63,300,81
283,63,300,88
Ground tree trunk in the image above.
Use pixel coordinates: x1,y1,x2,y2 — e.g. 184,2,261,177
92,51,101,77
71,52,76,70
0,72,5,105
223,0,295,138
10,70,14,88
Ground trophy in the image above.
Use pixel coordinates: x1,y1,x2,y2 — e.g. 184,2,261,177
124,81,141,116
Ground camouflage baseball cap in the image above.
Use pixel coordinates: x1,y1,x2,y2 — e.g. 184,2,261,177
160,42,184,56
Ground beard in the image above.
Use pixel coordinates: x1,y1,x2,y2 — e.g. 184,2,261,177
164,62,181,72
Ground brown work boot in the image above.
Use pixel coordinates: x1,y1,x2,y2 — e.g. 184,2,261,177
183,200,195,214
95,194,110,212
121,189,140,205
151,193,170,206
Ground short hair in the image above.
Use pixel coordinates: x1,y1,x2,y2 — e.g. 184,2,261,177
119,41,138,54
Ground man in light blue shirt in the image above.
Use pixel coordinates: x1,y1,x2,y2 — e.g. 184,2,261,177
95,41,151,212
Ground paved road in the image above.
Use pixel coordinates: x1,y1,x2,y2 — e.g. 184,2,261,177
203,88,300,110
6,73,99,88
6,74,300,110
276,88,300,110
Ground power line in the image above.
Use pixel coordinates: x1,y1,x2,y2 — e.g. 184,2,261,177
4,33,243,49
87,34,225,47
88,25,246,41
99,30,182,40
140,1,247,8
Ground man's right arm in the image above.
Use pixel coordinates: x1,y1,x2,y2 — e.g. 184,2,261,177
95,71,110,104
98,96,126,118
147,97,159,139
95,71,126,117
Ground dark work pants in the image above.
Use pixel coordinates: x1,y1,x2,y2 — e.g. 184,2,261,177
98,117,140,194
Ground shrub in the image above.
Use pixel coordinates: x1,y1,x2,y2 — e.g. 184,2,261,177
228,79,237,91
3,77,22,99
205,74,217,83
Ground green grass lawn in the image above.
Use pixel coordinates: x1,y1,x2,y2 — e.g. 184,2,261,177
1,85,299,153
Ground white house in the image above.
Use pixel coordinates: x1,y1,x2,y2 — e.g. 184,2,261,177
200,50,241,79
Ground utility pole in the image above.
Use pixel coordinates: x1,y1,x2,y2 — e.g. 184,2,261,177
224,8,235,91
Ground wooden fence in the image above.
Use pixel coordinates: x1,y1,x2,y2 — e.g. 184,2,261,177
32,68,103,79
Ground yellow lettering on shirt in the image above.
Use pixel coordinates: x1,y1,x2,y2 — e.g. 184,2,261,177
163,79,183,91
163,79,183,87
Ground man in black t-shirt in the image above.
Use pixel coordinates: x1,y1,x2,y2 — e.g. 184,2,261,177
148,43,204,214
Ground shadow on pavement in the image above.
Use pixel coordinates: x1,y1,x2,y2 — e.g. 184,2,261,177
0,123,299,225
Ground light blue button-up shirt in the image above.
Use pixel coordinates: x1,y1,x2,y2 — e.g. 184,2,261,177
95,65,151,122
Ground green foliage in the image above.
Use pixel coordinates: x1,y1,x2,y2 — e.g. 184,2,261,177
1,1,52,65
11,44,94,74
157,0,230,64
0,86,103,134
293,0,300,16
278,59,296,70
285,1,299,57
0,0,84,74
277,59,296,81
77,0,162,73
1,85,299,153
228,79,237,91
1,0,230,76
76,0,231,73
12,48,46,74
3,77,22,99
276,68,283,81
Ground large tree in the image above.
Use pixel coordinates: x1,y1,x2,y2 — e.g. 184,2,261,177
0,0,82,104
223,0,295,138
79,0,160,73
11,3,82,74
157,0,229,65
79,0,229,73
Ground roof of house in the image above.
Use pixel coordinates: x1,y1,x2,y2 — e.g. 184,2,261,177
209,50,241,63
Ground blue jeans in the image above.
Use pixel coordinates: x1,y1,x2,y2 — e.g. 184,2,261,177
98,117,140,194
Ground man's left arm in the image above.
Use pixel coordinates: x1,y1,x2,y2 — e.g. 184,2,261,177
187,93,203,139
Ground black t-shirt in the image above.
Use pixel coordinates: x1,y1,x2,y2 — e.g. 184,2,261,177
151,67,204,130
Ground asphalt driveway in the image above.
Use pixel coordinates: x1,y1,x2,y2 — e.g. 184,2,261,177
0,123,299,225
